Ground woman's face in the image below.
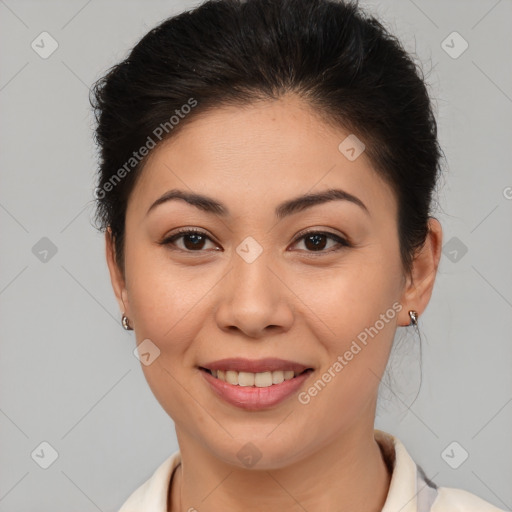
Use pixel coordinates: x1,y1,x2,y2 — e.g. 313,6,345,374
106,95,434,468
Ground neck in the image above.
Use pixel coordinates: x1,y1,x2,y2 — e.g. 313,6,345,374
169,424,391,512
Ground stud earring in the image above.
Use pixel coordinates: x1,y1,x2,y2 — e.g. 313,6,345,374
408,310,418,326
122,313,133,331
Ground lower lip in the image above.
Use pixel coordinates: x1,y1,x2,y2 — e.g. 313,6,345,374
200,369,313,410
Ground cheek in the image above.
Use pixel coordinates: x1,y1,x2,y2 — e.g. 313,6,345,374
302,250,403,390
295,277,400,430
124,242,211,342
306,256,402,337
124,245,208,420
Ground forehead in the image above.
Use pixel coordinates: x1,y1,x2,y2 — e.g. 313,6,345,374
127,95,396,221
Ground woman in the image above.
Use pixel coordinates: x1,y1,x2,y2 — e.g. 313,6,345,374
90,0,504,510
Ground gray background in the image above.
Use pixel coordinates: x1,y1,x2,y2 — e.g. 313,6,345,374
0,0,511,510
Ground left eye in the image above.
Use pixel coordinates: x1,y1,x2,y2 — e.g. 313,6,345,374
159,229,349,254
160,229,219,252
292,231,349,253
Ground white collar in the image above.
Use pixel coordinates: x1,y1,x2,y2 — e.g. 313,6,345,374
118,429,499,512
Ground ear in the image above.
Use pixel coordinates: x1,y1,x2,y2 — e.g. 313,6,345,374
105,227,131,322
398,218,443,326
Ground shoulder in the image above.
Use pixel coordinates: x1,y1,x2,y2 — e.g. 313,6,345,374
118,450,181,512
374,430,506,512
432,486,506,512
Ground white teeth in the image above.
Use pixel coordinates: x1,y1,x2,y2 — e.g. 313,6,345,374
225,370,238,385
272,371,285,385
254,372,272,387
238,371,255,387
209,369,301,387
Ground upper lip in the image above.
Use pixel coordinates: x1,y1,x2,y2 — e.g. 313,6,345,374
200,358,312,374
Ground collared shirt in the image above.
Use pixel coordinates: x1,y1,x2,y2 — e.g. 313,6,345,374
118,429,505,512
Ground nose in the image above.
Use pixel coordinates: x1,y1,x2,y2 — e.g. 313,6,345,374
214,249,295,339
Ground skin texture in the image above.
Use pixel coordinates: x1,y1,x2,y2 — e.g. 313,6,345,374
106,94,442,512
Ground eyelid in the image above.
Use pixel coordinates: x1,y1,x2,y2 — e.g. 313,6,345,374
293,227,349,245
290,229,351,254
159,227,219,250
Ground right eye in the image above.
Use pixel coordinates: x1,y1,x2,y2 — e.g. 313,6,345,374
159,228,221,252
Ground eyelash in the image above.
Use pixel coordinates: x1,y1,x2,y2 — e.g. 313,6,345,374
159,227,351,256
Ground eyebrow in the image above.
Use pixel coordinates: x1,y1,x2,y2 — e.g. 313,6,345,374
146,187,369,219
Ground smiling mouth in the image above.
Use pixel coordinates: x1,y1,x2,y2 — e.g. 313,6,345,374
199,367,313,388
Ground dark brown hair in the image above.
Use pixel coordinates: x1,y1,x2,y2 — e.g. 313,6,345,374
90,0,444,277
